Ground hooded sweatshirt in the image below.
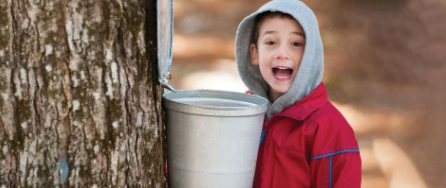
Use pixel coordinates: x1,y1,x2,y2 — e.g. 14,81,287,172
236,0,324,119
236,0,361,187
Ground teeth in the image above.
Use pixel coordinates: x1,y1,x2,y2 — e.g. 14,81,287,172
275,67,291,70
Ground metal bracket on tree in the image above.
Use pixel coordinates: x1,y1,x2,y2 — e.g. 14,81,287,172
157,0,175,92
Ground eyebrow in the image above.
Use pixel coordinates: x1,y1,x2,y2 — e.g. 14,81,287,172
262,31,276,36
292,32,305,37
262,31,306,37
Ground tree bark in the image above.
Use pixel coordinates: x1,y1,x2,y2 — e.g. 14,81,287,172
0,0,166,187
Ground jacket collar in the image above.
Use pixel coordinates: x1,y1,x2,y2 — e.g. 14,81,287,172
275,82,328,120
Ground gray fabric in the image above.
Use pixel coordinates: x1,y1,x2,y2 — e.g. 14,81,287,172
236,0,324,119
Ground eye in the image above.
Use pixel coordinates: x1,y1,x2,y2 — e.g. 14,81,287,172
265,41,276,45
291,42,303,47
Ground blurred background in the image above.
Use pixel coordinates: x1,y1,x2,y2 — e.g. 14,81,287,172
169,0,446,187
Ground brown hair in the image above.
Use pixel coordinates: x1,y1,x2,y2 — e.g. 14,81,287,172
250,11,296,47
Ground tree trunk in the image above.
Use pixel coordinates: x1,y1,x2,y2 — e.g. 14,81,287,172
0,0,166,187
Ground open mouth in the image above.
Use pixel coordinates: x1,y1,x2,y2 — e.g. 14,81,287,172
272,66,293,80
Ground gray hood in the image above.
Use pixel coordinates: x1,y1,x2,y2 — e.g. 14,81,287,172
236,0,324,119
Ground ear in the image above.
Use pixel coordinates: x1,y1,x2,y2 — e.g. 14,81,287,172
249,44,259,65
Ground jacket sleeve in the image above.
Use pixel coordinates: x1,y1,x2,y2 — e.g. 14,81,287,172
310,152,362,188
308,105,362,188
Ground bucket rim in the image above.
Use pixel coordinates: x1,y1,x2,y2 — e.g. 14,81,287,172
162,89,268,116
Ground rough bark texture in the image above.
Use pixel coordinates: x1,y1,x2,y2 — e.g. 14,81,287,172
0,0,167,187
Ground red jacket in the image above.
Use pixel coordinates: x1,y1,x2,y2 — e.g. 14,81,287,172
252,83,361,188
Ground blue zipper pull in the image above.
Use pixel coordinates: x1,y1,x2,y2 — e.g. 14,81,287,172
260,130,266,145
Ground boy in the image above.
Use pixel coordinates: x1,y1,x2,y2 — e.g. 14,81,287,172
235,0,362,187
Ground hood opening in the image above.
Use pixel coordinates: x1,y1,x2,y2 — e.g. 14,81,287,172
235,0,324,119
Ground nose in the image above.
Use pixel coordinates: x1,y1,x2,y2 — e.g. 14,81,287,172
275,45,290,60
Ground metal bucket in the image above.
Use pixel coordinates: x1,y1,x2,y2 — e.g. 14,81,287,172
163,90,268,188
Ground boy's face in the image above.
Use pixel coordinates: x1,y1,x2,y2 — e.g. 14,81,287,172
250,17,305,95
